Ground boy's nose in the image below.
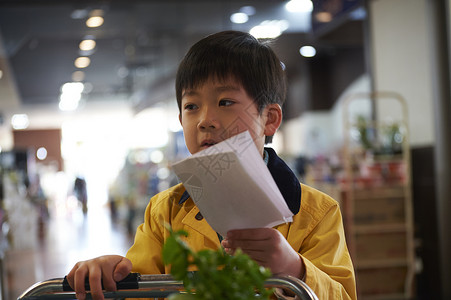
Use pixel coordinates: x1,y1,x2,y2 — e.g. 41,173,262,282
198,118,218,130
197,108,220,130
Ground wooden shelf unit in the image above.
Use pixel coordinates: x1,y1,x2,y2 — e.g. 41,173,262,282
342,92,416,299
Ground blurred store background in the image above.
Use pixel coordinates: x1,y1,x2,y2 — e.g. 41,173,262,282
0,0,450,299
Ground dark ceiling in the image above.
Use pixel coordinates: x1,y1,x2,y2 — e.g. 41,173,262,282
0,1,308,108
0,0,364,114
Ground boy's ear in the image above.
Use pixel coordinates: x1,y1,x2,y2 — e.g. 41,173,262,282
178,114,182,125
263,104,282,136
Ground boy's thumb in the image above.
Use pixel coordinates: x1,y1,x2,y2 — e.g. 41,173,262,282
113,257,133,282
113,271,126,282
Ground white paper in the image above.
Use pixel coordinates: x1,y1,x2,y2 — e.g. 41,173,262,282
171,131,293,237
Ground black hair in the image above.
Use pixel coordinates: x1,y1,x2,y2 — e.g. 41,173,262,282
175,30,287,144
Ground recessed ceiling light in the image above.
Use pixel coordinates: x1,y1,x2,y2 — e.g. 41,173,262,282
285,0,313,13
74,57,91,68
71,9,88,19
239,6,256,16
79,39,96,51
315,12,333,23
11,114,29,130
299,46,316,57
61,82,85,94
86,16,104,28
250,20,289,39
59,82,84,111
36,147,48,160
230,12,248,24
72,71,85,82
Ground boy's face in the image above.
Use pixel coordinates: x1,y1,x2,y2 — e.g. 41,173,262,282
179,78,281,156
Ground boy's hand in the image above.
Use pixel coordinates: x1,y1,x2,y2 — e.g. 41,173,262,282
221,228,305,279
66,255,132,300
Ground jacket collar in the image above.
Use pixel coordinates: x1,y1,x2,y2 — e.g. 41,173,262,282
265,147,301,215
178,147,301,215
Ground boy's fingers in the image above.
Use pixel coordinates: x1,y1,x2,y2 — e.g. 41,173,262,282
73,266,89,297
87,267,104,300
66,264,77,291
100,268,117,292
113,257,133,282
223,236,266,251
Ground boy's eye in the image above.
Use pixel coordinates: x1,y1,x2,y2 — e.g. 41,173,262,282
184,103,198,111
219,99,234,107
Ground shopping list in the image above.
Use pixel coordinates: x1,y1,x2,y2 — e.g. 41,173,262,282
171,131,293,237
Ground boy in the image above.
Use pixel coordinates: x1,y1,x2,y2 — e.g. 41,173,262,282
67,30,356,300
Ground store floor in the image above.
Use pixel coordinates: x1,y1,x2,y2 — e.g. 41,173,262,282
3,204,134,300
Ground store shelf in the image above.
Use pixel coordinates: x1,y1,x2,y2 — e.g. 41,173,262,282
358,293,409,300
353,223,407,234
342,92,416,299
352,186,405,199
356,258,410,269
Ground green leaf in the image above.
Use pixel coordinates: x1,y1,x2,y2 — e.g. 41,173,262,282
162,227,273,299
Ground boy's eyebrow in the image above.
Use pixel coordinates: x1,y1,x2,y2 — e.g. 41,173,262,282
181,90,198,98
181,84,242,99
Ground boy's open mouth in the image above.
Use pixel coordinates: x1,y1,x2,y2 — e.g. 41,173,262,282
201,140,218,148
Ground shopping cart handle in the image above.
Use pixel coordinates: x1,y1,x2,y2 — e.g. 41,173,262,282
19,273,318,300
62,272,140,291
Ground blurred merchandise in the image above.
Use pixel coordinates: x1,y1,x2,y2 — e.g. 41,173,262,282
107,131,187,236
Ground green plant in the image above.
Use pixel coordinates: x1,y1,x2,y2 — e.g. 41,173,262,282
356,115,374,150
162,228,273,300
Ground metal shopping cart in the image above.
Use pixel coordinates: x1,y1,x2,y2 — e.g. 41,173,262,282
18,273,318,300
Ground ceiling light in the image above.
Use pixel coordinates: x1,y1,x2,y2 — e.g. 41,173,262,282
59,82,84,111
250,25,281,39
230,12,248,24
72,71,85,82
59,98,79,111
61,82,85,94
315,12,333,22
249,20,289,39
11,114,29,130
79,39,96,51
86,16,104,28
71,9,88,19
285,0,313,13
36,147,48,160
239,6,256,16
74,57,91,68
350,7,367,20
60,92,81,103
59,93,81,111
299,46,316,57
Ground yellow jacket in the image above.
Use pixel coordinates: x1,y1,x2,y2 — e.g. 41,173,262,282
126,182,356,299
126,148,356,299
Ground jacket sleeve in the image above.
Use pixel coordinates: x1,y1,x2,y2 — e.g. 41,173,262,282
298,200,357,300
125,197,166,275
